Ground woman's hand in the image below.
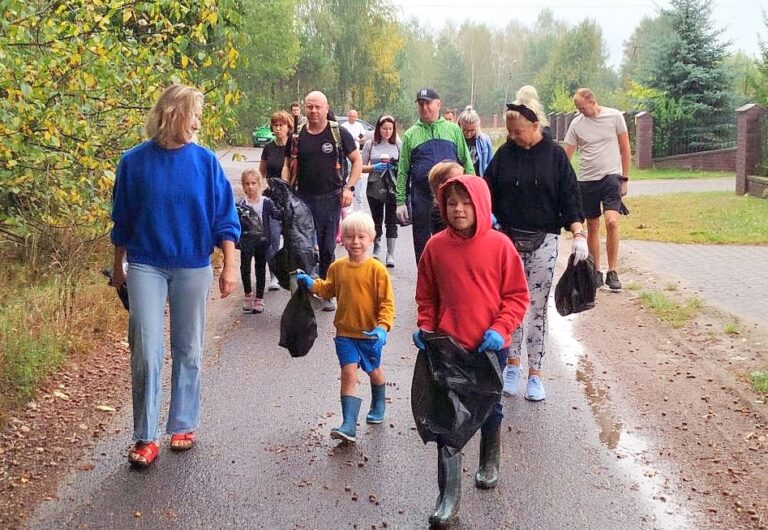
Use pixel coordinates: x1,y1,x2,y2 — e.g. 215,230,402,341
219,263,237,298
218,240,237,298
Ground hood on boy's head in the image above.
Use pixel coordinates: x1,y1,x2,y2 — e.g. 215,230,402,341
437,175,493,238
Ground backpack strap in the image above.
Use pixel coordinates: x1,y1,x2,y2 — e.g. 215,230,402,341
328,120,347,188
288,123,304,188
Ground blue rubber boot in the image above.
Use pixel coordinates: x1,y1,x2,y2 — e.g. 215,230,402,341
331,395,362,442
366,384,386,424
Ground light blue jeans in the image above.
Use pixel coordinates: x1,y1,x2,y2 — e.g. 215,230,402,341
127,263,212,442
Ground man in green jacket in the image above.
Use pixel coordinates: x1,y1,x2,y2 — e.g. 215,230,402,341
396,88,474,264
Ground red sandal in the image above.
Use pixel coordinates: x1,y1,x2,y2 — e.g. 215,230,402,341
170,432,196,451
128,441,159,467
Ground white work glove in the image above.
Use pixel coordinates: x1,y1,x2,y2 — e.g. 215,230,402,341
396,204,410,225
572,236,588,264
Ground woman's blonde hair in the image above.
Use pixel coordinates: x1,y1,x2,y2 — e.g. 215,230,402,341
145,84,204,146
513,85,549,127
428,161,464,198
341,211,375,239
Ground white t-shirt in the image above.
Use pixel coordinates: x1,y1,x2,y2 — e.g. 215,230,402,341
340,120,367,143
564,107,627,182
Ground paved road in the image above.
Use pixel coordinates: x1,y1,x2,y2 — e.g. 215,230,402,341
26,148,693,530
622,175,767,327
629,178,734,196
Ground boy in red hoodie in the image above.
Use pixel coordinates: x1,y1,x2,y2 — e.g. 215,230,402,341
414,175,529,527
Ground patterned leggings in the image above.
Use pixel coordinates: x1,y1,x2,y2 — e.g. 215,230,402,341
508,234,559,371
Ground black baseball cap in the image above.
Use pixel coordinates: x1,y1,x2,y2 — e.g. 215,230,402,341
416,88,439,102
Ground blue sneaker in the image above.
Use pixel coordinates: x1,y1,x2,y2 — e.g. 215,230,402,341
502,365,521,396
525,375,546,401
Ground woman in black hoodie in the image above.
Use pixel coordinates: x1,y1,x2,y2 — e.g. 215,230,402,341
484,102,587,402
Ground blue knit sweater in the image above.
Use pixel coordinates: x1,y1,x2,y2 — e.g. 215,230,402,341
111,140,240,269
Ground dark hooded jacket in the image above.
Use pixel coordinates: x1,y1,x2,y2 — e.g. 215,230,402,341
415,175,530,351
484,131,584,233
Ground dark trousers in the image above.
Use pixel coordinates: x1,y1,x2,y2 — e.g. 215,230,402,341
410,188,434,265
300,191,341,279
367,194,398,240
240,245,268,298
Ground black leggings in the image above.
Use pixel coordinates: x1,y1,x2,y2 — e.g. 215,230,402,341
240,245,268,298
367,194,398,240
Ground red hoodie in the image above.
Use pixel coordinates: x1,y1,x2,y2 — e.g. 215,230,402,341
415,175,530,351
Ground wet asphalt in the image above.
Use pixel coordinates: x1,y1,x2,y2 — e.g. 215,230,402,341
25,148,695,530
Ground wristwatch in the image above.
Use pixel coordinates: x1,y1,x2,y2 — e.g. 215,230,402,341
344,185,355,192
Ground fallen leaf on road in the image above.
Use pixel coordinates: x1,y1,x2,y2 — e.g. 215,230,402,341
52,390,69,401
95,405,116,412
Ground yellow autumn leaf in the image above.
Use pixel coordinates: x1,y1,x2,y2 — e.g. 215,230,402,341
181,55,189,68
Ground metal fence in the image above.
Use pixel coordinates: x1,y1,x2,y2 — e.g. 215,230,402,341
652,112,737,159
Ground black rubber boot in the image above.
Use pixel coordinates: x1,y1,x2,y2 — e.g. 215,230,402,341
429,445,462,527
331,395,362,442
366,383,386,424
474,423,501,489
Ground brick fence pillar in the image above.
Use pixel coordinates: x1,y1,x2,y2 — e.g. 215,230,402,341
635,111,653,169
735,103,766,195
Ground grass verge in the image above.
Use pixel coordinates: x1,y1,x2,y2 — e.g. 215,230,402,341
622,192,768,244
638,290,703,328
751,371,768,395
0,267,126,422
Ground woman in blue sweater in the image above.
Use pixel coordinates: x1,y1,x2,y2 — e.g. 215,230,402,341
110,84,240,467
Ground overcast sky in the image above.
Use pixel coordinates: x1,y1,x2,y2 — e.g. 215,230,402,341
391,0,765,68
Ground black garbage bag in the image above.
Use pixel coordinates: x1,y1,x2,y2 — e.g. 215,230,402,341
279,284,317,357
265,178,317,289
554,254,597,317
411,332,503,451
102,268,129,311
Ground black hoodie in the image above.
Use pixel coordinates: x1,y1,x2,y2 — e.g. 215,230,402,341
484,132,584,233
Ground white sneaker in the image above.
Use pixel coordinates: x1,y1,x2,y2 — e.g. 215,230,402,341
268,275,280,291
502,365,522,396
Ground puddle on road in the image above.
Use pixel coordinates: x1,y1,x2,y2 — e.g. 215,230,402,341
549,305,694,529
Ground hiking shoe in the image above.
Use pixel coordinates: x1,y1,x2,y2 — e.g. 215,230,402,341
242,293,254,313
322,298,336,312
253,298,265,313
525,375,546,401
594,270,604,289
502,365,522,397
605,270,622,291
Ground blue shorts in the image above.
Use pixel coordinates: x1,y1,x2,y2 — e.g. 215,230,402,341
334,337,382,373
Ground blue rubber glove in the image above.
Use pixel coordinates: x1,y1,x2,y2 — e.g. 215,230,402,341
372,162,388,172
478,329,504,352
363,326,388,349
294,272,314,290
412,330,426,350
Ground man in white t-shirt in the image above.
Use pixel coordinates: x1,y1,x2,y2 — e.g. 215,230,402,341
564,88,631,291
341,110,367,147
340,110,368,209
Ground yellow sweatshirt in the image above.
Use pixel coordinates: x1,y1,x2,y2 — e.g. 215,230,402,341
311,257,395,338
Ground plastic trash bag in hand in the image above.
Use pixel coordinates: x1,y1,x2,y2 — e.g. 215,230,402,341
554,254,597,317
102,268,129,311
411,331,503,451
279,275,317,357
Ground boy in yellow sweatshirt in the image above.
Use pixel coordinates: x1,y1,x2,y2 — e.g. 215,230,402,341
295,212,395,443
